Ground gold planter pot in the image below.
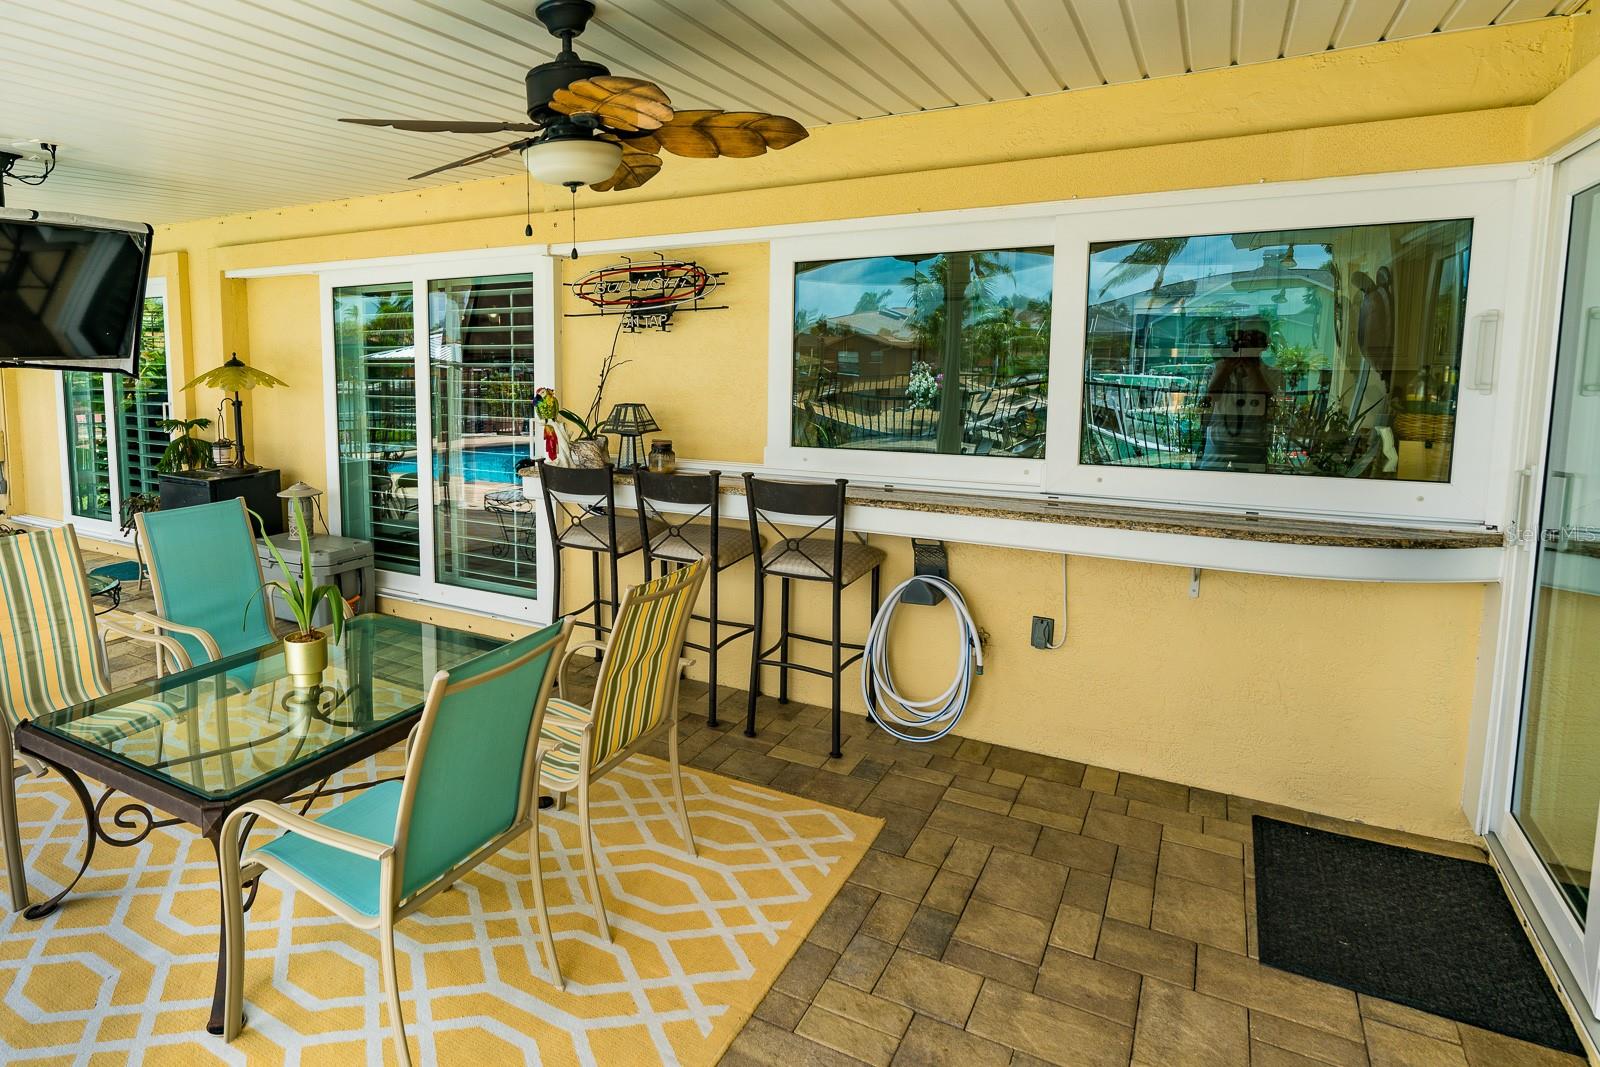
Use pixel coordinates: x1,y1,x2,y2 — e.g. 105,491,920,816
283,631,328,689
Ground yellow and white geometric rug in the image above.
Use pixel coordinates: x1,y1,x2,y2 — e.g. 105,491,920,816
0,749,880,1065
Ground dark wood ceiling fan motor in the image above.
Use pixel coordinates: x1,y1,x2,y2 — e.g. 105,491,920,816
526,0,608,122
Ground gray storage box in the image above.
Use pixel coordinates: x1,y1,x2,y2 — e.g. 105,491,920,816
256,533,376,626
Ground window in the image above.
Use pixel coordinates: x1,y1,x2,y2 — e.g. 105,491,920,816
62,291,171,524
1082,219,1473,483
62,371,111,520
791,246,1053,459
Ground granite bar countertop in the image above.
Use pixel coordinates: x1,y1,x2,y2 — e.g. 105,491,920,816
524,466,1505,552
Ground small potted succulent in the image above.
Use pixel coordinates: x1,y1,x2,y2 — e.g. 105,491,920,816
250,498,345,688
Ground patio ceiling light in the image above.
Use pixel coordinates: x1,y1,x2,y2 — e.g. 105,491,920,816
523,132,622,188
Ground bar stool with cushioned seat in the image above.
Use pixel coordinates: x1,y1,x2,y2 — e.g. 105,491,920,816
536,461,660,645
743,475,884,758
635,469,760,727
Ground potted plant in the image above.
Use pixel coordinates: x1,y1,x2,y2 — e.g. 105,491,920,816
250,498,345,688
157,417,214,473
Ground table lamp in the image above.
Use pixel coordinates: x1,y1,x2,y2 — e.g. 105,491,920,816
181,353,287,471
598,402,661,469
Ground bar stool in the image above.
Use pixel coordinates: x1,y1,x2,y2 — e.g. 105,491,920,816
743,475,884,758
536,461,659,645
635,469,760,727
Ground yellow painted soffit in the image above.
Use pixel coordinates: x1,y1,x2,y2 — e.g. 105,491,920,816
154,18,1571,256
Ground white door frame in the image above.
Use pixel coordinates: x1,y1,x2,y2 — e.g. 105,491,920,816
318,251,558,624
1482,137,1600,1029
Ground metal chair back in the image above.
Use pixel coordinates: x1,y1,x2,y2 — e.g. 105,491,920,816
742,474,849,584
137,498,276,665
536,461,620,551
392,619,569,901
635,468,723,565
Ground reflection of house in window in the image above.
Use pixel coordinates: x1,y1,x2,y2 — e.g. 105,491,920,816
1082,221,1472,482
792,247,1054,458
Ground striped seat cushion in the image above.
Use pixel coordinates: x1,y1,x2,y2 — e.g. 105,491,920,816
538,696,590,791
55,697,183,747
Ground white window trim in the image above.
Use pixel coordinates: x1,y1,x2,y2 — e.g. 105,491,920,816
766,166,1537,528
1051,177,1530,525
56,276,172,543
318,247,558,625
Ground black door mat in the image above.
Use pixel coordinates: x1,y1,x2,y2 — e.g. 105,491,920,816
1253,816,1584,1057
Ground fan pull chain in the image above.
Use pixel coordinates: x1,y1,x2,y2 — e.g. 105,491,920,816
523,164,533,238
568,183,579,260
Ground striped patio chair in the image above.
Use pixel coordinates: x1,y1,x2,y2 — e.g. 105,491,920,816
539,559,707,955
218,618,573,1067
0,525,189,912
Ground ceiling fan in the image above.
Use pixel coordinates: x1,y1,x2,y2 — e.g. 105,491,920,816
340,0,809,194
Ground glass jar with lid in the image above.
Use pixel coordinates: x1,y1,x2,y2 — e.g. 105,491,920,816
646,439,676,474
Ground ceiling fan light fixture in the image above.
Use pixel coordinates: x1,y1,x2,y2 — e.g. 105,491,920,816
524,134,621,188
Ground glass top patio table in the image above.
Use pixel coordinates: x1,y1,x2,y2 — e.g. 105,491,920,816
23,613,501,802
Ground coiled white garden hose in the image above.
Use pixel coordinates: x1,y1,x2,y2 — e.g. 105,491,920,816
861,575,983,742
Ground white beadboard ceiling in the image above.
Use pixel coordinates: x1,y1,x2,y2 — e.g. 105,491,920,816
0,0,1583,225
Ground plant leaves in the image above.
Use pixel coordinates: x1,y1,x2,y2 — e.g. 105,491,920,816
250,507,317,635
557,407,593,438
312,583,346,641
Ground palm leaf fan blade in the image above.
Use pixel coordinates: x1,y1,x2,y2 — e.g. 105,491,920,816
750,114,808,149
550,76,674,132
340,118,543,133
407,139,533,181
652,110,808,158
591,151,662,192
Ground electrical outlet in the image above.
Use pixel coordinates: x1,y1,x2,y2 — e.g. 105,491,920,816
1030,616,1055,649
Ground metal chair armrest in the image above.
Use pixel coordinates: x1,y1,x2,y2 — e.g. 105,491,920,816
557,640,608,695
128,612,222,663
223,799,394,862
98,615,192,673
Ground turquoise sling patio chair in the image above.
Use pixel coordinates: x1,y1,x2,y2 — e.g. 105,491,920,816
541,559,707,952
134,497,280,671
0,525,189,912
218,617,573,1067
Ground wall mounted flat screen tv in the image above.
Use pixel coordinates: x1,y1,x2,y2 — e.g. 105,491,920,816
0,208,154,375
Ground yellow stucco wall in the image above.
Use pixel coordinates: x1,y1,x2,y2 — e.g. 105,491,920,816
4,20,1599,841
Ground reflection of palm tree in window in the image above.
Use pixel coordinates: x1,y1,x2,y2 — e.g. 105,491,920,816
852,289,891,313
1096,238,1189,303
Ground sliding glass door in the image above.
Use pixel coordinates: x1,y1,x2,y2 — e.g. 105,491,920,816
334,282,421,575
1492,140,1600,1031
327,256,553,621
428,274,539,597
1513,169,1600,921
